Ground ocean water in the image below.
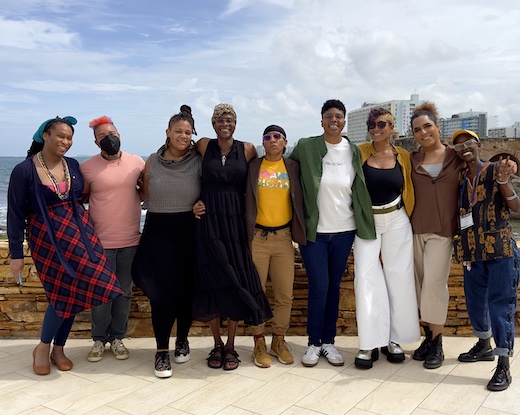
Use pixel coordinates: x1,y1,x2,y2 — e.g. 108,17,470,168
0,156,146,235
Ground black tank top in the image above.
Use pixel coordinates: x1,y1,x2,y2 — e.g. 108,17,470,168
362,162,403,206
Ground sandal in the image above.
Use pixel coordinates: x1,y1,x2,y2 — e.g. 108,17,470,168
207,345,224,369
223,349,241,371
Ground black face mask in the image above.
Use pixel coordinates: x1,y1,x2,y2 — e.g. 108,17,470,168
99,134,121,155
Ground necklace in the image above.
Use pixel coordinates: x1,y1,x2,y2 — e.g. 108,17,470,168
101,152,122,161
37,152,71,200
220,144,232,167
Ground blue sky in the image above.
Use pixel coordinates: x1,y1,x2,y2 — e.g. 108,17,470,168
1,0,520,156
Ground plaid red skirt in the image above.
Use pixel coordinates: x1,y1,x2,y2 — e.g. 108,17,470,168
28,201,123,319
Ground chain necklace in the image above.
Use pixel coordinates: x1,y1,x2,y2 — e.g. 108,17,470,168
37,152,71,200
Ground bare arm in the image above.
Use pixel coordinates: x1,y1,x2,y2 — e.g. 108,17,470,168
496,157,520,212
139,158,152,201
195,137,211,159
244,141,258,162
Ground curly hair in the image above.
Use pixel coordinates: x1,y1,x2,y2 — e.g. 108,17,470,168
367,107,394,127
321,99,346,116
410,101,439,128
211,103,237,123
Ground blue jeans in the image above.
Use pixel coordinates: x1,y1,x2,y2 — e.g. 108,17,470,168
464,246,520,356
300,231,355,346
91,246,137,342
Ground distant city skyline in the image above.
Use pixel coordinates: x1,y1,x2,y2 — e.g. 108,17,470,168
2,1,520,155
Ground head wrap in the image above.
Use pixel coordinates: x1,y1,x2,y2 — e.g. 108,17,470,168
263,125,286,139
212,103,236,123
451,129,480,143
33,116,77,143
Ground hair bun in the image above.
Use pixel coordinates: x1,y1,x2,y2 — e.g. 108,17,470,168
180,105,192,115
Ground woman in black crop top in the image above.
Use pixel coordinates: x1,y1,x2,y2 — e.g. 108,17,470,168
352,107,419,370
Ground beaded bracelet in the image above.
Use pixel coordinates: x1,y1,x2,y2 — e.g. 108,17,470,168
505,193,518,201
496,178,509,185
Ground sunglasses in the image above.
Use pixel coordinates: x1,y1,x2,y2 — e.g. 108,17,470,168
1,271,23,285
263,133,284,142
453,139,479,152
367,120,391,130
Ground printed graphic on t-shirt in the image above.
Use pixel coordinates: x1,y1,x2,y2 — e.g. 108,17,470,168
258,169,290,189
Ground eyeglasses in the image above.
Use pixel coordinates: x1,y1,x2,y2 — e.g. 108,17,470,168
453,139,479,152
263,133,285,142
367,120,391,130
215,118,236,125
323,114,345,121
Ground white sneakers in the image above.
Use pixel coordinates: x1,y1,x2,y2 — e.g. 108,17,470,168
321,343,344,366
302,344,344,367
302,345,321,367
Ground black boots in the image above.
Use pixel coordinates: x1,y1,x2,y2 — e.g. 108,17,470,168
458,338,495,362
423,334,444,369
413,326,432,361
413,327,444,369
487,356,512,391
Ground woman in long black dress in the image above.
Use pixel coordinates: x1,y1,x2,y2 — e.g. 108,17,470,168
193,103,272,370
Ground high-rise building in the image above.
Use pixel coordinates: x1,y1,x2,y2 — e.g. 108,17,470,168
487,122,520,138
347,94,422,142
440,111,487,139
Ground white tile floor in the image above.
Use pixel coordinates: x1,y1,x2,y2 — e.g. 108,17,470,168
0,335,519,415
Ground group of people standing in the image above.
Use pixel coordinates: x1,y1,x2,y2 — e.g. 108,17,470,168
7,99,519,392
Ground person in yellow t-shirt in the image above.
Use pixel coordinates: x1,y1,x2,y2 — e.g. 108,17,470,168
245,125,306,368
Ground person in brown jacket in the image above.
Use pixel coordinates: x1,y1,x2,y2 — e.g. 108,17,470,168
245,124,306,368
409,102,464,369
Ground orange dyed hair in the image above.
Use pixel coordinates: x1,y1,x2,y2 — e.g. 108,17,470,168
89,115,114,129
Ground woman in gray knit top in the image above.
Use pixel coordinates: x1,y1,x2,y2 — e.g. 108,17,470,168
132,105,201,378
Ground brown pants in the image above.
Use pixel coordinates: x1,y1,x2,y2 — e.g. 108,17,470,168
250,227,294,336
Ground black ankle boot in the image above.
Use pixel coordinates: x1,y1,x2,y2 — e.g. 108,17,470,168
423,334,444,369
413,326,432,361
487,356,512,391
458,338,494,362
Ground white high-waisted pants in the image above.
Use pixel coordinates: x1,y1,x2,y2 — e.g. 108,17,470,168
354,207,420,350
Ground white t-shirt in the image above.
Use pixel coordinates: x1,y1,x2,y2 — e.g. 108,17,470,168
317,138,356,233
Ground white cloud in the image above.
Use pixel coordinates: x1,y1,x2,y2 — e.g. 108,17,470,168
0,17,78,49
1,0,520,156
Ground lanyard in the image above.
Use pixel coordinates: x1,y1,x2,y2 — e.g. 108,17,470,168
460,161,482,211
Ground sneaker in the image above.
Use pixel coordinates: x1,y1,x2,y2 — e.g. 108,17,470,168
154,351,172,378
270,335,294,364
321,343,344,366
252,337,272,368
354,348,379,369
87,340,105,362
110,339,129,360
302,345,321,367
381,341,405,363
173,340,190,364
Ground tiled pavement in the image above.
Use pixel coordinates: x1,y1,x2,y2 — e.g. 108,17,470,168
1,335,519,415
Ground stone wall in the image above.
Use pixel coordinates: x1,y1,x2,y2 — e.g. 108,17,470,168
1,240,519,338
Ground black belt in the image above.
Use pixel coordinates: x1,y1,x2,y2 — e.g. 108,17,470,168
255,222,290,236
372,200,404,214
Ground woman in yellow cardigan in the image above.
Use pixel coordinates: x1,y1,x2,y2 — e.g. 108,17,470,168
353,107,419,369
